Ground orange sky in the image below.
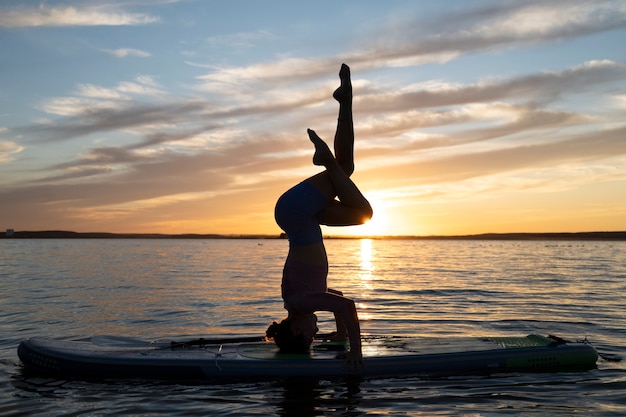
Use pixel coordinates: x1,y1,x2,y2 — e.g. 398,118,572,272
1,1,625,236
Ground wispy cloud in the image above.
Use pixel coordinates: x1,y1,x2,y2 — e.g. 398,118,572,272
0,139,24,164
205,30,276,49
30,99,210,144
17,58,626,162
355,60,626,140
0,3,159,28
37,75,167,118
101,48,152,58
358,0,626,67
195,2,626,89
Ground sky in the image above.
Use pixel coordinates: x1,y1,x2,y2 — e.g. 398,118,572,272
1,0,626,237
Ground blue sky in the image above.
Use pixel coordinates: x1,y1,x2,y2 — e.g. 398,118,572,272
1,0,626,236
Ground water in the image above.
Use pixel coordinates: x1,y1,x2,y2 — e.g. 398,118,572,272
1,238,625,416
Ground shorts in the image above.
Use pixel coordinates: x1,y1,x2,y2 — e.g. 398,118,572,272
274,180,328,247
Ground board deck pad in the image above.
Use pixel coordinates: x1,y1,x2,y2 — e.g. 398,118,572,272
237,335,560,360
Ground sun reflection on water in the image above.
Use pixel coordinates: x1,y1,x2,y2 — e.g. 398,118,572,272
359,239,374,284
357,239,376,323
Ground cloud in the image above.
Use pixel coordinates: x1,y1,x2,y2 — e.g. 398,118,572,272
411,0,626,39
358,103,590,146
194,1,626,89
30,99,210,144
185,55,625,170
359,124,626,188
68,76,163,103
102,48,152,58
17,58,626,166
24,69,329,146
358,61,625,112
205,30,276,49
27,75,171,137
0,140,24,164
358,0,626,67
1,143,246,212
0,4,159,28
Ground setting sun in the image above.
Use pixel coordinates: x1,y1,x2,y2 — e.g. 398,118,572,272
359,207,390,237
329,196,392,237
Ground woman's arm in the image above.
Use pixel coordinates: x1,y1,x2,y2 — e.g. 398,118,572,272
299,291,363,370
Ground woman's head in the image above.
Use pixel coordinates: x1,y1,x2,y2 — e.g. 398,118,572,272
266,313,318,353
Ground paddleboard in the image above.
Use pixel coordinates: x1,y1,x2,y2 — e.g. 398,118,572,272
17,334,598,379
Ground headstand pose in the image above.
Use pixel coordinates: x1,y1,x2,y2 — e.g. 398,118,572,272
267,64,372,369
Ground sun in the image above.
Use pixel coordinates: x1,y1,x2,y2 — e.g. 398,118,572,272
358,208,390,236
332,197,391,237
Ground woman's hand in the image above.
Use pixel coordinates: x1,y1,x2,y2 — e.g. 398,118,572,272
344,350,364,373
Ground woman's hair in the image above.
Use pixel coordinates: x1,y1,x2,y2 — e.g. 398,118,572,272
266,319,311,353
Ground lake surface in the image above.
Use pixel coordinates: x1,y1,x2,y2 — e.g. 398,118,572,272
1,238,625,416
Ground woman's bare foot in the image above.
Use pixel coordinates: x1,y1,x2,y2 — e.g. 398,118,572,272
333,63,352,103
308,129,335,167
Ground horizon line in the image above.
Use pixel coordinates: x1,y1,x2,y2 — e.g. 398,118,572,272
2,230,626,240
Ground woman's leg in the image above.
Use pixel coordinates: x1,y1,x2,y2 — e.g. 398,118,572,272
307,130,372,226
333,64,354,176
305,63,371,226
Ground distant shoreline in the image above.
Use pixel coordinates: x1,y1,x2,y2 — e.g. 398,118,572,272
2,230,625,240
